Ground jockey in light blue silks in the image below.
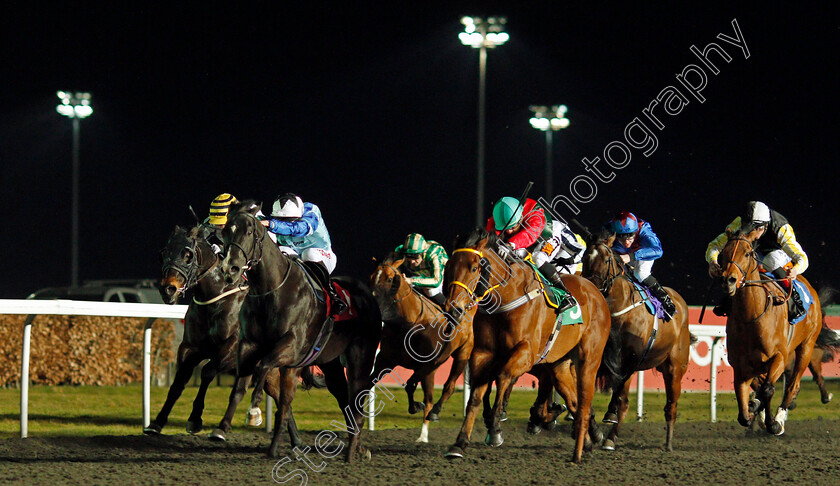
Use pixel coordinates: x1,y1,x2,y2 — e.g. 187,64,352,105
606,210,676,320
261,193,345,315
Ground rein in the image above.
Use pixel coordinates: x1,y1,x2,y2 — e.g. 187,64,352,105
225,211,266,273
721,237,779,323
448,248,501,304
162,234,241,302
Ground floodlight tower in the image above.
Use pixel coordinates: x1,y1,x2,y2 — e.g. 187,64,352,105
529,105,569,197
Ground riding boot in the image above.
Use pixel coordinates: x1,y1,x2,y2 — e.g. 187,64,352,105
642,276,675,321
712,294,731,317
538,262,574,314
304,261,347,316
771,268,805,322
429,292,446,308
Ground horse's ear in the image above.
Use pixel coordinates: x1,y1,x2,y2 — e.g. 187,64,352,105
372,256,377,263
606,233,616,246
725,227,735,238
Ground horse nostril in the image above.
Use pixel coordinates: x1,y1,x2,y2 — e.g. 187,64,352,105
230,266,240,275
727,276,737,285
165,285,177,296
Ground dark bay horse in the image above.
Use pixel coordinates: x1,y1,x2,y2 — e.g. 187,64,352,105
213,201,381,461
443,229,611,464
580,230,692,452
369,252,471,443
717,231,829,434
146,225,310,445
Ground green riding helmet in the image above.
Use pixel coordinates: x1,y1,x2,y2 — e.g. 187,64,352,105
403,233,427,255
493,197,523,231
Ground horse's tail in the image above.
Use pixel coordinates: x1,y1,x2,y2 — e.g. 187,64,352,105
689,333,699,347
596,327,623,392
814,286,840,362
300,365,327,390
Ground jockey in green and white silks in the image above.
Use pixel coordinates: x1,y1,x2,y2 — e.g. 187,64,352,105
395,233,449,306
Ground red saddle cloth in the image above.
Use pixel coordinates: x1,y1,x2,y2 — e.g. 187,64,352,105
329,282,356,322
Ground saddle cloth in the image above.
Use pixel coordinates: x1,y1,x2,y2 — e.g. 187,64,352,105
761,272,812,325
295,260,356,321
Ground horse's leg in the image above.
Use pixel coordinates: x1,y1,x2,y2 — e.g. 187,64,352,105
445,352,492,459
773,345,813,435
268,367,300,457
244,360,274,427
762,352,789,435
486,342,532,448
572,346,600,464
341,338,378,464
481,381,494,432
527,368,553,434
416,371,436,443
144,344,203,435
809,355,832,404
404,373,422,415
186,360,218,434
734,370,756,428
555,360,578,422
659,358,685,452
602,377,632,451
499,379,515,422
209,340,260,440
429,345,472,421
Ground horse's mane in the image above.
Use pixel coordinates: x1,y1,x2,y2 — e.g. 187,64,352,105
453,227,497,250
592,226,614,246
382,251,403,265
228,199,262,216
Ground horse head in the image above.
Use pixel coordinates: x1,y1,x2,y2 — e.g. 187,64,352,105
159,225,209,304
718,230,761,296
444,228,500,328
581,228,621,294
369,252,409,321
220,200,265,284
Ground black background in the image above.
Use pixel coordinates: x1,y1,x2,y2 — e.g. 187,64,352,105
1,3,837,303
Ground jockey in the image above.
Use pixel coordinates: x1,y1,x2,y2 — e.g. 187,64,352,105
606,211,676,320
201,193,238,254
260,193,346,315
705,201,808,320
394,233,449,307
486,196,577,313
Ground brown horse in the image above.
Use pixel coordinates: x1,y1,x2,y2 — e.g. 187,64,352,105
580,230,692,452
442,228,611,464
717,231,824,434
369,252,471,443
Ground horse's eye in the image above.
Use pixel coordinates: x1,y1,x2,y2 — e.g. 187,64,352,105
387,277,392,283
472,266,479,272
181,249,193,262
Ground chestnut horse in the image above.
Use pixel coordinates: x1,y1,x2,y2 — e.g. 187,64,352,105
213,201,381,461
717,232,824,434
581,230,692,452
370,252,471,443
442,229,611,464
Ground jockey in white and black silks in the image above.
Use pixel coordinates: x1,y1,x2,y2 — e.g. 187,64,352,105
606,210,676,320
705,200,808,320
261,193,345,315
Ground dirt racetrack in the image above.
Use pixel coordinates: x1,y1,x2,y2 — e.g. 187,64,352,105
1,418,838,485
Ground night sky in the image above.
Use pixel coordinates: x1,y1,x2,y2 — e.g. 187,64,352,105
1,3,837,304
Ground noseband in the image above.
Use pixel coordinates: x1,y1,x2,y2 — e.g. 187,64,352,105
721,238,759,289
448,248,499,306
162,235,218,295
225,212,266,272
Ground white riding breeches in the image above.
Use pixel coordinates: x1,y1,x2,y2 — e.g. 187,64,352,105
532,220,585,274
761,249,791,273
627,259,654,282
278,246,338,274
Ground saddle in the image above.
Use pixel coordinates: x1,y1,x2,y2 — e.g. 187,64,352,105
760,271,812,325
298,260,355,321
629,280,669,320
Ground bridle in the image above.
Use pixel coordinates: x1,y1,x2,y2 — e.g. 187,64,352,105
161,233,218,296
383,264,413,303
448,247,500,307
586,242,627,296
224,211,266,273
720,236,777,322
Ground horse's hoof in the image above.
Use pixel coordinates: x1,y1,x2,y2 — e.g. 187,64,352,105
246,408,263,427
415,436,429,443
748,398,761,414
408,401,424,414
591,428,605,445
445,446,465,459
186,420,202,435
787,401,797,411
602,438,616,451
823,392,833,404
738,414,751,428
499,410,508,422
769,421,784,436
143,424,162,436
527,423,541,435
565,412,574,422
208,428,227,441
426,412,439,422
540,420,556,431
602,412,618,424
485,432,504,447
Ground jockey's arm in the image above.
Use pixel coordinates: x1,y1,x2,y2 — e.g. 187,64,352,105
508,207,545,250
705,217,741,264
409,247,447,288
632,224,663,261
267,211,318,237
776,224,808,276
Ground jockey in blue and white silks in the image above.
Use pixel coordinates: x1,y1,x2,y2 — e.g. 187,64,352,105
606,211,676,320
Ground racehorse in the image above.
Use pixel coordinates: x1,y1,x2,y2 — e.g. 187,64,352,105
369,252,472,443
212,201,382,461
717,230,831,434
146,225,314,445
442,228,611,464
581,229,692,452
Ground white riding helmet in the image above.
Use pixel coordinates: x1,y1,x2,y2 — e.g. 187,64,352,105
742,201,771,231
271,193,304,219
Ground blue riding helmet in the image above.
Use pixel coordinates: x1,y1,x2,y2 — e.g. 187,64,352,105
610,211,639,235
